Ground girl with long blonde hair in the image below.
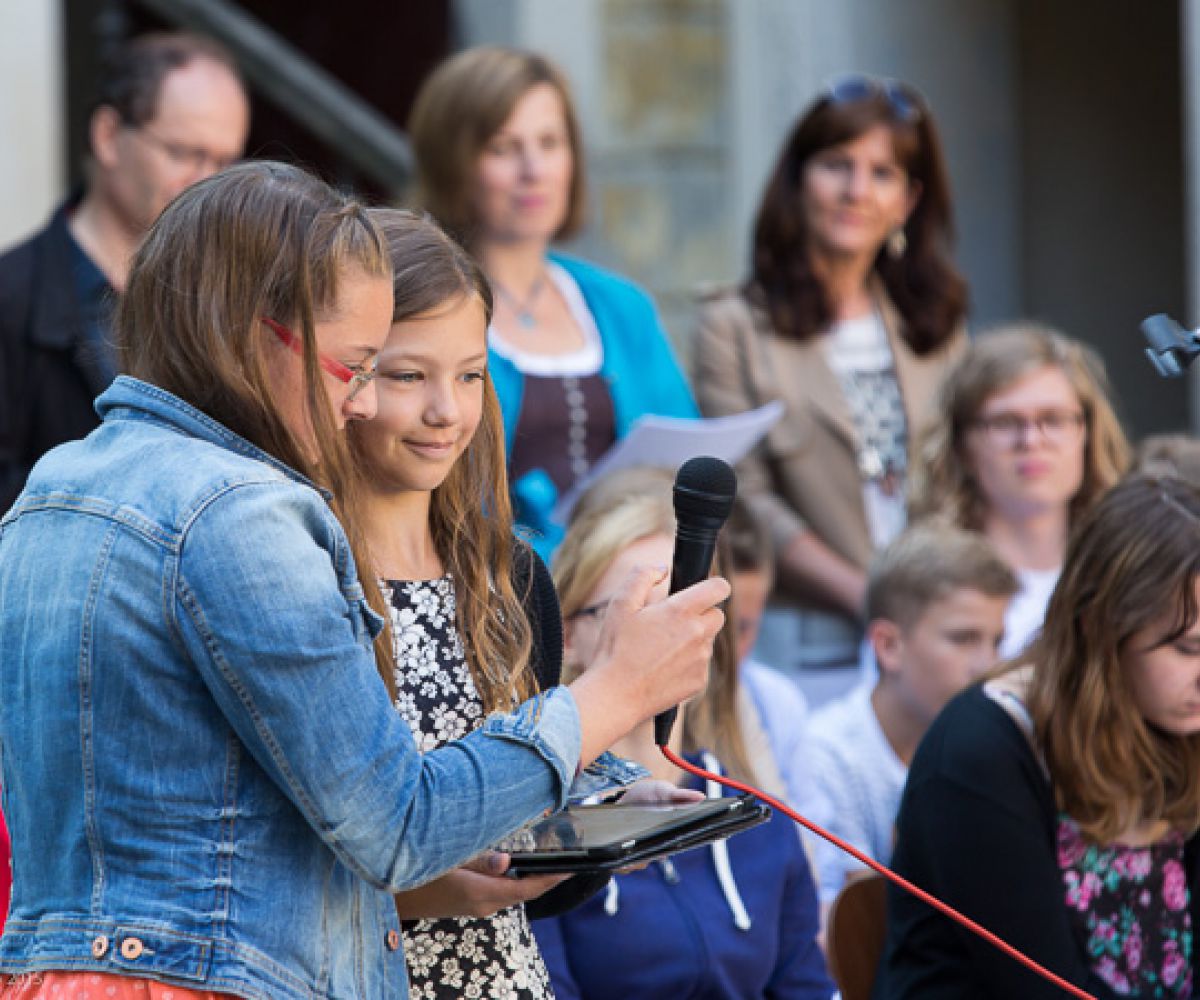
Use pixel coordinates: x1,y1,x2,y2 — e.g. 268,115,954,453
533,471,833,999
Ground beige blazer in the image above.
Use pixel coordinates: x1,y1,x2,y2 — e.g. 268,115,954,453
692,287,966,607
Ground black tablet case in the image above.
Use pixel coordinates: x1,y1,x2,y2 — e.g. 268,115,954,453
502,795,771,876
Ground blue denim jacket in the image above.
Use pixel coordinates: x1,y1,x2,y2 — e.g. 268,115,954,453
0,377,588,999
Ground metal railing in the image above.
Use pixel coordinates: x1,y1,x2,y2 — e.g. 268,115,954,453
128,0,414,197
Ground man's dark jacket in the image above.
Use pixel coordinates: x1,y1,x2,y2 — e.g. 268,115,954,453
0,200,115,512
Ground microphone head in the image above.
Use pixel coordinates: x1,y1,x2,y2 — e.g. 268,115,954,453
673,456,737,523
1141,314,1200,379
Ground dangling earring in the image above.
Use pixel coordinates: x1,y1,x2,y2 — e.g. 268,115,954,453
887,226,907,259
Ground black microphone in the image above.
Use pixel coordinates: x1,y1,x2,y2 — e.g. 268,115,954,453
654,456,738,746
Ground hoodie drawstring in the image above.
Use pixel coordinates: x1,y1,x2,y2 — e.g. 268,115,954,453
701,751,752,931
603,877,620,915
602,753,752,932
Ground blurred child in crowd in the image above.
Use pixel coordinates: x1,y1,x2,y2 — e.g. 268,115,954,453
567,467,791,801
801,525,1016,911
909,323,1128,658
725,496,815,808
534,477,834,1000
1134,432,1200,486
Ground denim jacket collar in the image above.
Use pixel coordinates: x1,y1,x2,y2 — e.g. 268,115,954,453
95,375,333,500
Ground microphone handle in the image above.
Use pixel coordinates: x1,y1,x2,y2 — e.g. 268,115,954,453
654,523,721,746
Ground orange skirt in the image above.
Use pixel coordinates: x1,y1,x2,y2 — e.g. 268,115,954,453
1,972,239,999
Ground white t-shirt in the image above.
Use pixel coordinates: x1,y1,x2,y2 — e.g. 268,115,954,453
822,311,892,375
999,566,1060,659
822,311,907,548
740,658,812,808
799,681,907,904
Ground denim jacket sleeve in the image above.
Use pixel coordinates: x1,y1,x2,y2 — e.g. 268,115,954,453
171,479,582,892
570,750,648,803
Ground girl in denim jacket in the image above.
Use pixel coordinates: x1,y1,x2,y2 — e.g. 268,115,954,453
0,162,728,1000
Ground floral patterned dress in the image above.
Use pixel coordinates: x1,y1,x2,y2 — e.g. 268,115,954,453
384,577,554,1000
1057,815,1193,997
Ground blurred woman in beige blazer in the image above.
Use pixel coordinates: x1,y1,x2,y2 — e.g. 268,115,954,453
693,77,967,701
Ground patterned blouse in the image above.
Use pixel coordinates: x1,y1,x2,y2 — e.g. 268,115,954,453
1057,814,1193,997
383,576,554,1000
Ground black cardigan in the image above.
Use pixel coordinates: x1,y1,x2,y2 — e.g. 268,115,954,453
509,541,612,920
513,539,563,693
876,685,1200,1000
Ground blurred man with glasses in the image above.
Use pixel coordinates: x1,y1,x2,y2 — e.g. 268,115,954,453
0,32,250,510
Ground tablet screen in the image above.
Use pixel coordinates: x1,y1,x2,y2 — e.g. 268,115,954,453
495,798,743,857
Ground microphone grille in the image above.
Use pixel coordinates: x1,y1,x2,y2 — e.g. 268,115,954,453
673,456,737,520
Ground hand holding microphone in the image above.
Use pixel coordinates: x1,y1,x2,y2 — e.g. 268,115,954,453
567,458,734,766
655,456,738,745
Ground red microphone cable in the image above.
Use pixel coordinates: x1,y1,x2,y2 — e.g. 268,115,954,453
660,744,1097,1000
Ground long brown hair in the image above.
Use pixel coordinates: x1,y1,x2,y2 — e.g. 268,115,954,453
1026,475,1200,842
408,45,587,244
553,471,755,784
118,160,394,677
749,83,966,353
909,322,1130,530
353,209,536,712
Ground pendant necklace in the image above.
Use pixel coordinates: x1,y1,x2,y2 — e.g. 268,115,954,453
491,270,548,329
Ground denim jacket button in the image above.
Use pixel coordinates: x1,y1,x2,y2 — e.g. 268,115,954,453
120,937,145,960
91,934,109,958
385,929,401,951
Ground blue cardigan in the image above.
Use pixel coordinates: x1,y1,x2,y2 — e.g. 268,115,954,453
489,253,698,556
531,753,835,1000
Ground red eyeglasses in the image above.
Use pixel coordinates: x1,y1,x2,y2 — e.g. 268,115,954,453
261,317,377,401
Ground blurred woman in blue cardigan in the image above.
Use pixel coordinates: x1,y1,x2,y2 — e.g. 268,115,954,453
408,46,697,557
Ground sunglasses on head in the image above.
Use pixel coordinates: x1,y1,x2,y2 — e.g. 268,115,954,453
823,75,924,124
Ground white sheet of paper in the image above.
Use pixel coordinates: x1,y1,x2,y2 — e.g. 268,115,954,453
551,400,786,524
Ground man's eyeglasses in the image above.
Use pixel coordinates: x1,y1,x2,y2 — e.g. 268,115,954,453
261,318,377,402
823,75,924,124
969,409,1086,449
128,126,238,174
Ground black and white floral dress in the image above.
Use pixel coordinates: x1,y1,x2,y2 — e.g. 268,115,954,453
384,576,555,1000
